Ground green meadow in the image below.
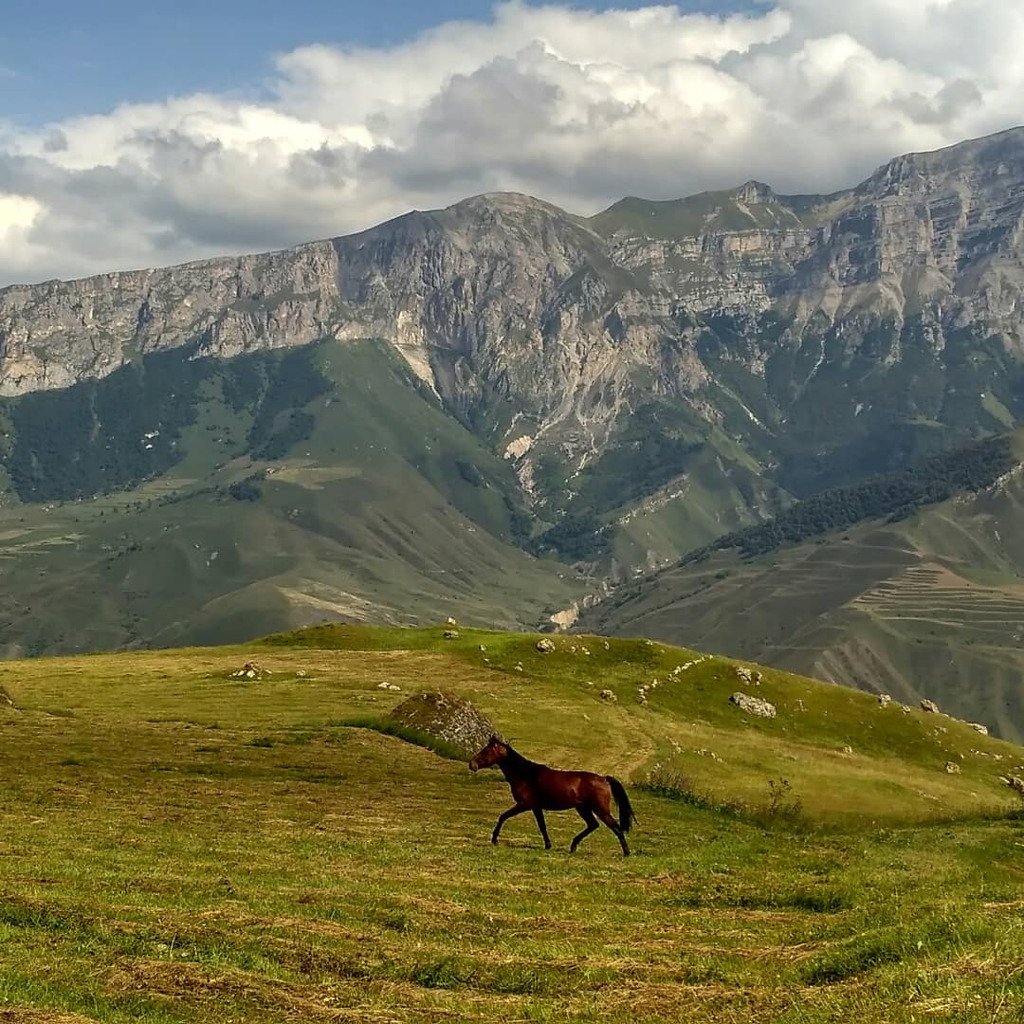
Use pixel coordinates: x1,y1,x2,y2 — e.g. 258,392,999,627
1,624,1023,1022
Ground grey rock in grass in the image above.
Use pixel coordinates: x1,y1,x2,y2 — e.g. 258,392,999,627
536,638,556,653
945,761,962,774
920,699,941,714
729,692,776,719
388,692,496,756
877,693,892,708
970,722,989,735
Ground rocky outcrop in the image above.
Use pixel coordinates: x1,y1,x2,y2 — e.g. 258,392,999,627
3,128,1024,512
729,691,776,718
387,692,496,756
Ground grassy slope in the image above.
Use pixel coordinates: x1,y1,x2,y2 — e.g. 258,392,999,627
2,624,1024,1023
583,457,1024,741
0,341,576,656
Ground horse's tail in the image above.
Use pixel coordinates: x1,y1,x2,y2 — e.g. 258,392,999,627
607,776,636,833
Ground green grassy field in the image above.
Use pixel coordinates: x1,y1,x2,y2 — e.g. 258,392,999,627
2,625,1024,1022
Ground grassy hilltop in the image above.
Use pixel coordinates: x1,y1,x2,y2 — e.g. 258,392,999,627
1,624,1024,1022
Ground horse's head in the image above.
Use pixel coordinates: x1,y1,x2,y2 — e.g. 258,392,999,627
469,734,508,772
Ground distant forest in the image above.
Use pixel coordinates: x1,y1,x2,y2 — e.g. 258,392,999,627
682,434,1016,563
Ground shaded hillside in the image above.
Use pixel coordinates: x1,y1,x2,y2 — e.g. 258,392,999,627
582,433,1024,740
0,340,575,656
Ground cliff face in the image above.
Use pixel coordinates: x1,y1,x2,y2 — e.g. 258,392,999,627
2,128,1024,505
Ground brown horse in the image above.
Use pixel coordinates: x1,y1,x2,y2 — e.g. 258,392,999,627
468,735,635,856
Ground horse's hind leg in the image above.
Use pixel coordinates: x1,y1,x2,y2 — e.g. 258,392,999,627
533,809,552,850
492,804,528,845
596,808,631,857
570,808,599,853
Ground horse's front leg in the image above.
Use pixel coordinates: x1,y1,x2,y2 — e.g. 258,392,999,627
491,804,528,845
533,808,552,850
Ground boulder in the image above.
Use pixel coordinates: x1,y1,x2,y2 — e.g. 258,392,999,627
599,689,617,703
735,666,762,686
970,722,989,735
945,761,962,774
443,629,459,639
729,692,776,719
230,661,271,680
920,699,940,714
536,638,556,653
387,692,496,756
877,693,892,708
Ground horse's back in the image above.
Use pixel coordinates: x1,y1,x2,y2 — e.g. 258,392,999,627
534,765,610,811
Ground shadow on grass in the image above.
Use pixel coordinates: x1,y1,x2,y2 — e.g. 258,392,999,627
342,717,470,762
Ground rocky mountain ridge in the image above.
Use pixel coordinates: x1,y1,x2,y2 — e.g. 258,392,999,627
3,128,1024,539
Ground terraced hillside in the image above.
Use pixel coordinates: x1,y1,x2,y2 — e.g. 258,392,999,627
1,624,1023,1022
583,451,1024,740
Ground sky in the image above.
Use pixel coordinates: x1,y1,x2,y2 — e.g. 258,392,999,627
0,0,1020,285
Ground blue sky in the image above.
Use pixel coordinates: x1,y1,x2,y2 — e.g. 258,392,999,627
2,0,751,125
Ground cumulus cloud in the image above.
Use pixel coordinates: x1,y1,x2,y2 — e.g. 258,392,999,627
0,0,1021,285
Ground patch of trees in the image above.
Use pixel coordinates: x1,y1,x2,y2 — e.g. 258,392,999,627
0,343,335,503
529,511,611,561
683,434,1016,563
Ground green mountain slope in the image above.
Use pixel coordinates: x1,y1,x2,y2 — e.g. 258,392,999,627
0,340,575,655
582,434,1024,740
2,625,1023,1022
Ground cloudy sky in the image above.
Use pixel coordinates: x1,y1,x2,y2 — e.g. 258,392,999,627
0,0,1020,286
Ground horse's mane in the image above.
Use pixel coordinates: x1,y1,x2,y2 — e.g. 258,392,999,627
502,741,542,774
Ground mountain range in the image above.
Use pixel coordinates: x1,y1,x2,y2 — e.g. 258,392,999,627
2,126,1024,733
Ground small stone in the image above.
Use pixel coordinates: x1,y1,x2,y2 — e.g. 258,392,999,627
599,689,617,703
970,722,989,735
841,745,853,756
877,693,892,708
920,699,940,714
945,761,961,774
443,629,459,639
445,616,458,626
536,638,556,653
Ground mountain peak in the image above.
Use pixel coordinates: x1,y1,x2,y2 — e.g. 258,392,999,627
731,180,777,204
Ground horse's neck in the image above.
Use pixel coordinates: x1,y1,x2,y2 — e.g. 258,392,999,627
498,747,540,781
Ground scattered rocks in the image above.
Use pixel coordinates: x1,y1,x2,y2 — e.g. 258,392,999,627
442,629,459,640
230,661,271,680
735,666,762,686
376,682,401,692
877,693,892,708
599,689,617,703
841,745,854,756
729,692,776,719
945,761,962,774
1002,775,1024,797
535,638,556,653
387,692,496,756
970,722,989,735
920,699,940,714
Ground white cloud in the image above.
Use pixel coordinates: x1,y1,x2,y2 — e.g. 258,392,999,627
0,0,1020,285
